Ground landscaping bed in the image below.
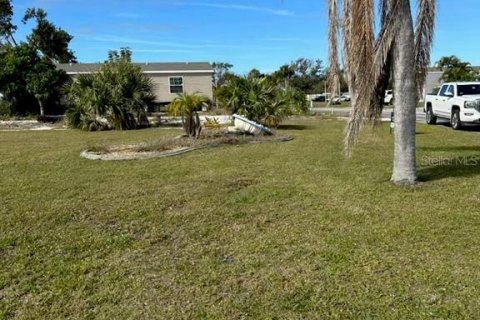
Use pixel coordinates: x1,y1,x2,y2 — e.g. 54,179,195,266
81,131,292,160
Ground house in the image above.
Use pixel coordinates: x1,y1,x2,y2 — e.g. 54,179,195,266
57,62,214,105
423,69,443,97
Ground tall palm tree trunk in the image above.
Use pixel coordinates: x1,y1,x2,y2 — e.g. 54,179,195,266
391,0,417,184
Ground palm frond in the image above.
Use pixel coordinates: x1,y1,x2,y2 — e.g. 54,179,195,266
414,0,436,98
342,0,375,156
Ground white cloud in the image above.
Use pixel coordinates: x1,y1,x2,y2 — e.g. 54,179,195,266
175,2,294,16
88,34,283,51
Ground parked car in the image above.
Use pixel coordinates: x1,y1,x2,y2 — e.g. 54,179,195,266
312,95,326,102
339,93,350,102
424,82,480,130
327,96,342,105
384,90,394,105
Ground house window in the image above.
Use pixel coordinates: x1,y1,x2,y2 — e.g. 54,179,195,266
169,77,183,94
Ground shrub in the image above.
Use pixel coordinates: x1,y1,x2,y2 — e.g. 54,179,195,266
216,75,308,128
167,92,211,138
66,48,155,131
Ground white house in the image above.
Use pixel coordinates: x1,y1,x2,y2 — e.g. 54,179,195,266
57,62,214,104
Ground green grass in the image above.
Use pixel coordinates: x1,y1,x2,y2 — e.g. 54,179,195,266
1,117,480,319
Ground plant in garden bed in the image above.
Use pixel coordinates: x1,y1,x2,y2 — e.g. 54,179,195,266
167,92,211,138
215,74,308,128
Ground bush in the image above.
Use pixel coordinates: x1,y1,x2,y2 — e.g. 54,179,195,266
167,92,211,138
215,75,308,128
66,48,155,131
0,100,12,120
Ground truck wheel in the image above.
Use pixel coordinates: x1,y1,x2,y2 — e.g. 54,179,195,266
451,109,462,130
426,107,437,125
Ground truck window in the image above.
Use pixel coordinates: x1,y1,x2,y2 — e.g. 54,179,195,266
446,85,454,96
457,85,480,96
438,85,449,96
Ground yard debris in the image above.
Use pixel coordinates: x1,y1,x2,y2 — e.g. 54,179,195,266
232,114,272,135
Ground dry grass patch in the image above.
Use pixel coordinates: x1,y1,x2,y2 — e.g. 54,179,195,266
83,131,293,160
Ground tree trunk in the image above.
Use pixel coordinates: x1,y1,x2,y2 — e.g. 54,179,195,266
391,0,417,184
38,100,45,122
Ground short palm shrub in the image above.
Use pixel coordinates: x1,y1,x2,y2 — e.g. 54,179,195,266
66,48,155,131
167,92,211,138
215,75,308,128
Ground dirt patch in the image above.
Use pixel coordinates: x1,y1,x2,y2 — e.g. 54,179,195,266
0,120,63,131
81,133,293,161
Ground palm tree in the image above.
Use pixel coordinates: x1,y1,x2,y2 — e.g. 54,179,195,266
215,75,308,128
66,49,155,131
436,55,478,82
328,0,436,184
66,74,108,131
168,92,211,138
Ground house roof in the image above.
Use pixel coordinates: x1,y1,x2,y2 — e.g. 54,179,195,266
57,62,213,74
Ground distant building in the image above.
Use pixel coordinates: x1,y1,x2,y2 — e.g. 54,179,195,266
424,69,443,97
57,62,214,104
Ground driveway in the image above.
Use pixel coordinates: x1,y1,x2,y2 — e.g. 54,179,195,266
313,107,426,123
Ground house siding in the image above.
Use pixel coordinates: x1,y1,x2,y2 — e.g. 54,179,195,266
57,62,213,104
149,73,213,103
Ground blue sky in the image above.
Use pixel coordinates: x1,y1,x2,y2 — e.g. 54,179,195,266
10,0,480,73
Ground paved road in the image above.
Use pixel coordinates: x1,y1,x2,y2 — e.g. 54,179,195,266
313,107,427,123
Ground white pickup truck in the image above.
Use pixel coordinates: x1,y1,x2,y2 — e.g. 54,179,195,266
424,82,480,129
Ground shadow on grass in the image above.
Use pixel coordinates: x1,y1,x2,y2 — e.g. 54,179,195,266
420,146,480,152
431,122,480,132
277,124,311,131
418,155,480,181
459,125,480,132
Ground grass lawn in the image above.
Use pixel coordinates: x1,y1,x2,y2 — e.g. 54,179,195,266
1,117,480,319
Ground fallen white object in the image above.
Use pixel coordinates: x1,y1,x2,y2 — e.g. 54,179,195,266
232,114,272,135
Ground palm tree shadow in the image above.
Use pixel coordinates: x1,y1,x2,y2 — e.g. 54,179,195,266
277,124,311,131
418,155,480,181
420,146,480,152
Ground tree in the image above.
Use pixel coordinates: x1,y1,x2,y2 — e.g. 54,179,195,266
167,92,210,138
67,48,155,130
0,0,16,45
212,62,233,88
0,43,68,117
436,55,478,82
270,58,326,94
66,74,105,131
247,68,264,79
22,8,76,63
271,64,295,89
328,0,436,184
26,57,68,119
288,58,325,94
0,1,75,117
